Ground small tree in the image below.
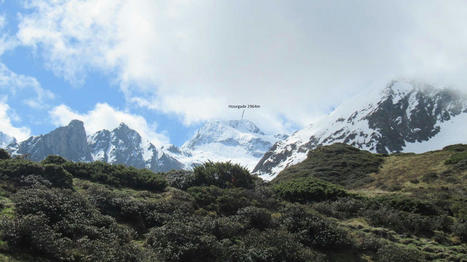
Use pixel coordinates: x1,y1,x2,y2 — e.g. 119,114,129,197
0,148,10,160
43,164,73,188
192,161,255,189
42,155,68,165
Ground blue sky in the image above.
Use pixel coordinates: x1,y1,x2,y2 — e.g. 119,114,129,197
1,1,467,147
0,0,202,146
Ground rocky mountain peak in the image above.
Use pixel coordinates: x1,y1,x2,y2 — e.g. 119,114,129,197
15,120,92,162
68,119,85,128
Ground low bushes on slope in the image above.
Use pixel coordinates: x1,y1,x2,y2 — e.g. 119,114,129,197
190,161,256,189
63,161,167,192
273,176,350,203
1,186,146,261
0,159,72,188
274,143,384,188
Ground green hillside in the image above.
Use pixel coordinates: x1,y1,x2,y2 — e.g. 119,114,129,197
0,146,466,261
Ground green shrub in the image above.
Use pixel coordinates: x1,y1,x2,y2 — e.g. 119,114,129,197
445,151,467,165
237,206,272,230
191,161,256,189
0,148,10,160
42,164,73,188
443,144,467,152
63,161,167,192
188,186,253,216
451,200,467,220
452,222,467,243
314,197,365,219
188,186,252,215
3,187,143,261
376,244,425,262
209,217,245,239
279,204,350,250
363,207,438,236
146,219,222,262
41,155,68,165
0,159,43,182
165,169,196,189
86,184,193,233
274,143,383,188
0,159,72,188
372,194,440,216
0,214,70,260
273,176,349,203
228,229,324,262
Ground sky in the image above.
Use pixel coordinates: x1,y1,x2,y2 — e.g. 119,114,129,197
1,0,467,147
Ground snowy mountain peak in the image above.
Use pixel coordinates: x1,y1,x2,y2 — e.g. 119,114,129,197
182,119,266,150
168,119,285,172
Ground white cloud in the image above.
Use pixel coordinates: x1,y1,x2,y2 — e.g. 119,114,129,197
0,14,17,56
1,12,54,108
0,63,55,108
0,15,5,28
16,0,467,132
0,101,31,141
49,103,170,146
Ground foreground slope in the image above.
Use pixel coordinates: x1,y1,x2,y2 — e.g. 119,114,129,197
254,80,467,179
0,144,466,261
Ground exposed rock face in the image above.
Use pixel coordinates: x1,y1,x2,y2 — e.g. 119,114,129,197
253,80,467,180
14,120,92,162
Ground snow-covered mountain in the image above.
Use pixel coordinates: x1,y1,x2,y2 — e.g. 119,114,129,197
253,80,467,180
166,120,286,171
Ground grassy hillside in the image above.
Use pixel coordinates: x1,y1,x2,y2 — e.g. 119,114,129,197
273,143,385,188
0,146,466,261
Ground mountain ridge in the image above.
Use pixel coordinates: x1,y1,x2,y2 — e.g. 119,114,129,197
253,80,467,180
4,119,282,175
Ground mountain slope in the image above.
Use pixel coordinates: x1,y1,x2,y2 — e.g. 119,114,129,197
254,80,467,180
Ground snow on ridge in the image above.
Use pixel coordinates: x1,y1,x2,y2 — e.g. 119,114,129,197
404,113,467,153
141,138,154,162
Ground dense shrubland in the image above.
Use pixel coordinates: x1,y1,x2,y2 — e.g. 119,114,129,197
0,145,465,261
